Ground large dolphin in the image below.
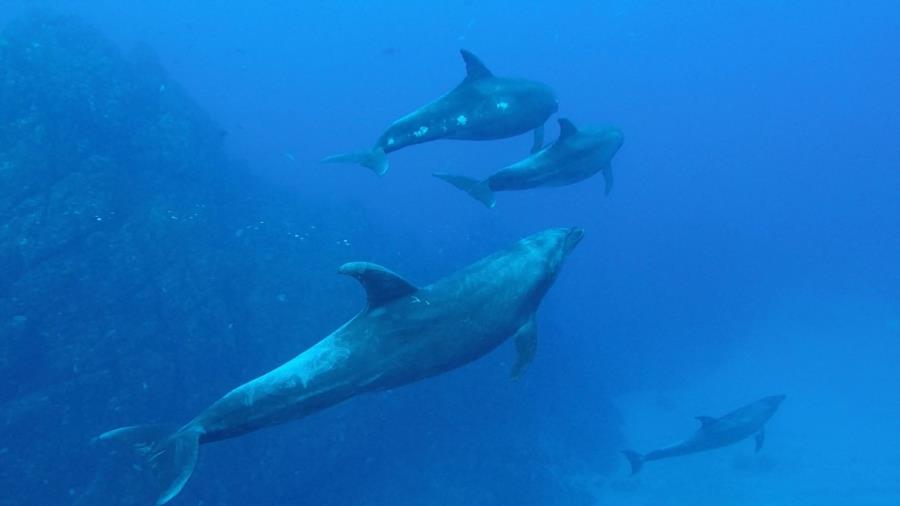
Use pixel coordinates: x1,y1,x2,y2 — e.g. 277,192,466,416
622,394,786,474
98,227,584,505
321,50,558,176
434,119,623,208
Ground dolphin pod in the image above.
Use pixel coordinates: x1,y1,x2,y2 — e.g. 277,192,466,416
622,395,786,474
99,48,783,502
321,50,558,176
99,228,583,505
321,49,624,204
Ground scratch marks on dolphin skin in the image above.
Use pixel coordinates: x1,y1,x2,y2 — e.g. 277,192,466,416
413,126,429,138
256,339,351,391
241,389,256,407
296,340,351,387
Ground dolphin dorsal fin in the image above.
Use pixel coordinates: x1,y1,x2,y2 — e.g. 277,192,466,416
695,416,717,428
460,50,493,80
557,118,578,140
339,262,418,308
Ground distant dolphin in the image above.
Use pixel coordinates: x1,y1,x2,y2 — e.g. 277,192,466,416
321,50,558,175
622,395,786,474
434,119,623,208
98,228,584,505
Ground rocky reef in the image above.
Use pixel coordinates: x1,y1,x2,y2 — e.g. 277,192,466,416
0,13,365,505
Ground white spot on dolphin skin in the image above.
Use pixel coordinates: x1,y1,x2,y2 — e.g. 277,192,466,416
496,101,509,111
456,115,468,126
411,295,431,306
387,137,396,146
413,126,429,138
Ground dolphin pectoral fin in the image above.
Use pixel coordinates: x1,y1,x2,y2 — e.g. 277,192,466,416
622,450,645,474
321,148,389,176
695,416,717,428
754,428,766,452
509,317,537,379
338,262,418,308
433,173,496,208
97,424,200,505
601,162,614,195
530,124,545,153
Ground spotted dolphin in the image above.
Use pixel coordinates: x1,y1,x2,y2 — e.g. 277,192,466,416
97,228,584,504
321,50,558,175
622,395,786,474
434,119,623,208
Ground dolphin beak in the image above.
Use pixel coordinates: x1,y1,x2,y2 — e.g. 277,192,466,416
563,227,584,255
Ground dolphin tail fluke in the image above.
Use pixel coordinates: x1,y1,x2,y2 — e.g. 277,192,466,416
601,162,614,195
433,173,496,208
97,424,200,505
622,450,644,474
321,148,389,176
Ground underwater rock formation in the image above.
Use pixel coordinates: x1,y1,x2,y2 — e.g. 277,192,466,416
0,13,360,504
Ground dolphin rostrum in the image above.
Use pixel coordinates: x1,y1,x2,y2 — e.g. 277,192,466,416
434,119,623,208
622,394,786,474
98,228,584,504
321,50,558,176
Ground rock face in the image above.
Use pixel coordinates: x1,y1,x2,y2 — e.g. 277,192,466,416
0,14,363,505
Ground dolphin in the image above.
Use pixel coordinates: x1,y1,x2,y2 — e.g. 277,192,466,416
321,50,558,176
434,119,623,208
622,394,786,474
97,227,584,505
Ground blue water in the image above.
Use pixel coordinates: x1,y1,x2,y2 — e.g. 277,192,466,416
1,1,898,504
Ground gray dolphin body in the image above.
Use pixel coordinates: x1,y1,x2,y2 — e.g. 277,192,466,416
434,119,623,208
98,228,583,505
623,395,786,474
321,50,558,176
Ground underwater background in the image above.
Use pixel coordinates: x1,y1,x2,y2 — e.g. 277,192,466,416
1,1,898,505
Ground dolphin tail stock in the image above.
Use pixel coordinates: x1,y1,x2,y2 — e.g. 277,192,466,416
320,147,389,176
622,450,644,474
97,424,200,505
601,162,614,195
433,173,496,208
